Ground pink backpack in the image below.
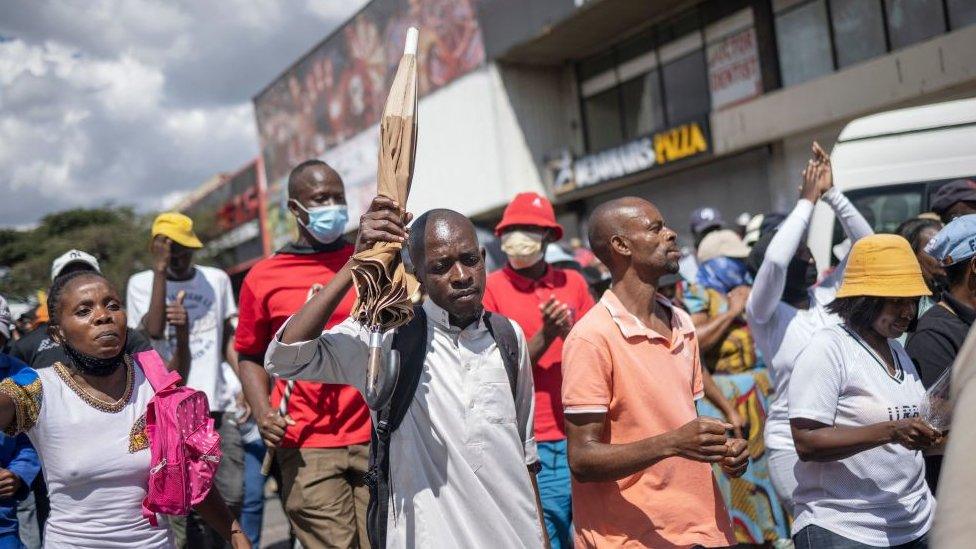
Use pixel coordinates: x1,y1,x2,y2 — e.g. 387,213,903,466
135,350,222,526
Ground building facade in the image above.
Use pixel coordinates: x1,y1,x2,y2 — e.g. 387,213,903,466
253,0,976,247
175,157,271,289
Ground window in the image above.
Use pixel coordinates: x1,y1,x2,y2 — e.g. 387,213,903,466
947,0,976,29
578,27,708,152
830,0,887,68
884,0,946,50
620,71,665,139
582,88,624,152
662,50,711,125
775,0,834,86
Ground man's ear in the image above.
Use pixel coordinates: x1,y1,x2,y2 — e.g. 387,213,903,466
480,247,487,263
609,235,631,257
47,323,64,346
287,199,305,224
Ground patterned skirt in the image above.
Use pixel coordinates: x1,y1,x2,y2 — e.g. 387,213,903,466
697,367,792,544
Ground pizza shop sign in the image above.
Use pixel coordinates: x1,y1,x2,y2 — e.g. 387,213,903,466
547,121,709,196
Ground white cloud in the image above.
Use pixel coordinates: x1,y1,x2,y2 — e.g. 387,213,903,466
0,0,368,227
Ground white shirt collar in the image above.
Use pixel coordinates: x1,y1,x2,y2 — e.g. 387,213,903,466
422,298,486,334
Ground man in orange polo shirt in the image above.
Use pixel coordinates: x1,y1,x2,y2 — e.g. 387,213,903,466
562,196,749,548
237,160,370,548
484,192,595,548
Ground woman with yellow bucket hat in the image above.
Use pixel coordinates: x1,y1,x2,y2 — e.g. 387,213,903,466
788,234,941,549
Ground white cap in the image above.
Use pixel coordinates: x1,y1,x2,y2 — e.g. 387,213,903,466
697,229,752,263
51,249,101,280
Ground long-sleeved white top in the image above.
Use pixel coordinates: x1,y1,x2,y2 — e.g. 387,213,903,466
265,298,544,549
746,188,874,451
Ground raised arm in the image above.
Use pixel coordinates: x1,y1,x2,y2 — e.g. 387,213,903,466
747,153,829,323
142,236,172,339
279,195,407,345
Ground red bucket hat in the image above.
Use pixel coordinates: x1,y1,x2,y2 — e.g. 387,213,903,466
495,192,563,240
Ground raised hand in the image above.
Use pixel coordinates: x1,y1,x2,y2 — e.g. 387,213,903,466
166,290,188,329
355,195,412,253
726,285,750,315
151,235,172,274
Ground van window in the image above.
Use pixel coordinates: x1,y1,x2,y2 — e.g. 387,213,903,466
829,178,975,263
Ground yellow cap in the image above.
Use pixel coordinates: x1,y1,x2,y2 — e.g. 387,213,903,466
835,234,931,298
151,212,203,249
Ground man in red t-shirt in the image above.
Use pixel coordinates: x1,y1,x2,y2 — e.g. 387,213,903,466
236,160,370,548
483,192,595,548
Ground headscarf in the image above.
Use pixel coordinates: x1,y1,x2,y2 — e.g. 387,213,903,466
696,256,752,294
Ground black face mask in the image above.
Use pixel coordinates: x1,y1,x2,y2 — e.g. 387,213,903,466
63,340,124,377
783,256,818,305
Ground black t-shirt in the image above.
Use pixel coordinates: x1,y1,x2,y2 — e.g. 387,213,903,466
905,293,975,388
9,323,153,369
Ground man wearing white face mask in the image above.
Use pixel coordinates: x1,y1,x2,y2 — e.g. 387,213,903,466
484,192,595,548
236,160,372,547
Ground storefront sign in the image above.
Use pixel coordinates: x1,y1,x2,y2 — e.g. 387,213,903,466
707,26,761,110
547,121,710,196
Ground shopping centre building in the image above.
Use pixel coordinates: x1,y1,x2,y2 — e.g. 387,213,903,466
247,0,976,250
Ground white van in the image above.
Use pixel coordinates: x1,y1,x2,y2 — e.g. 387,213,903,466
808,97,976,269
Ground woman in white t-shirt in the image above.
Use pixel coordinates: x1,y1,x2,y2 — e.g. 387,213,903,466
745,145,873,511
789,234,941,549
0,270,250,549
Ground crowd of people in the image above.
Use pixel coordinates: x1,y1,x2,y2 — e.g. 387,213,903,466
0,141,972,548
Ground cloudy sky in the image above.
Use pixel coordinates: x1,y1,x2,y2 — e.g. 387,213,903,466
0,0,368,228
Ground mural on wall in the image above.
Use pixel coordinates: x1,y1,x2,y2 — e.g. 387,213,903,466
253,0,489,247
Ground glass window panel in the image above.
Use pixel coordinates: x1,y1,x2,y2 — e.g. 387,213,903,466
621,71,665,139
947,0,976,29
775,0,834,86
884,0,947,50
830,0,888,68
661,50,710,124
583,88,624,152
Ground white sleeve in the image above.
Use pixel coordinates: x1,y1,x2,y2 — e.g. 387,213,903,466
125,274,148,330
264,316,378,392
511,321,538,466
220,271,238,320
789,330,846,424
746,199,814,324
814,189,876,297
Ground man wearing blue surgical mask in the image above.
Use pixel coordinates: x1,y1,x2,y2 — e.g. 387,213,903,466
237,160,372,547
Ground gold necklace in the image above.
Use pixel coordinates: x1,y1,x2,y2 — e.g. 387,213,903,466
55,355,134,413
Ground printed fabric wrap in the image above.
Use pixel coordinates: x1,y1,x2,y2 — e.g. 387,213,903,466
696,257,753,294
697,368,792,543
0,368,41,436
684,284,757,374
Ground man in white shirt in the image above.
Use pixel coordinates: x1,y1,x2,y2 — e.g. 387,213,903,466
126,212,242,548
265,197,547,548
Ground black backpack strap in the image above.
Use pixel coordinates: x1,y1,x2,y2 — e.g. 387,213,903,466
483,310,520,400
365,306,427,549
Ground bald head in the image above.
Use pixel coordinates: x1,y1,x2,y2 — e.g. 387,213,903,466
287,160,343,200
587,197,679,281
408,209,477,272
408,209,485,325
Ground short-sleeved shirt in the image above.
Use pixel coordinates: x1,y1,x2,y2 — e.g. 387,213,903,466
235,243,369,448
561,289,735,548
906,293,974,389
265,299,543,548
789,324,934,546
483,264,595,441
126,265,238,410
